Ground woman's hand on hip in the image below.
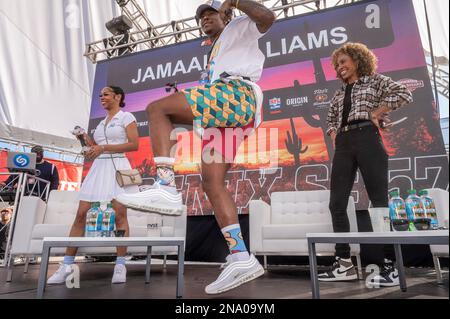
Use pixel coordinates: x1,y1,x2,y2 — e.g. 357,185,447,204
85,145,104,161
370,106,391,129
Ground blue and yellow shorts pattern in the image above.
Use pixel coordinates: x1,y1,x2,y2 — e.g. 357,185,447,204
183,79,256,128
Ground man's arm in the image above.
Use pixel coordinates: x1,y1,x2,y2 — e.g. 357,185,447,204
49,164,60,191
0,174,18,189
220,0,276,33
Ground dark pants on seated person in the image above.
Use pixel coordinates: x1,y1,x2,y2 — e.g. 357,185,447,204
329,125,395,262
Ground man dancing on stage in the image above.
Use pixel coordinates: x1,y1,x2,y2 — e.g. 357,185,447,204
117,0,275,294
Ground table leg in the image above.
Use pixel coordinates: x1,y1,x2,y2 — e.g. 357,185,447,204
176,244,185,299
308,240,320,299
145,246,152,284
37,245,51,299
6,255,13,282
394,244,407,292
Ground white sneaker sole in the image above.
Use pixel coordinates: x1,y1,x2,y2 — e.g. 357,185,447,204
47,279,67,285
206,266,265,295
318,274,358,282
116,199,183,216
366,280,399,287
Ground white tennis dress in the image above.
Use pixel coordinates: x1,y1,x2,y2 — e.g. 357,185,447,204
78,110,139,202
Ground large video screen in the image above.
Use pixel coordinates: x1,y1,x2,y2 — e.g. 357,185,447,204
87,0,448,215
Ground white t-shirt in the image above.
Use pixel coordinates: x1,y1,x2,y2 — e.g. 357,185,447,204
93,110,137,146
208,16,266,83
207,16,266,130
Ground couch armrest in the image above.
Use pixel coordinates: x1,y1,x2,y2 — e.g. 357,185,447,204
10,196,46,255
249,200,271,253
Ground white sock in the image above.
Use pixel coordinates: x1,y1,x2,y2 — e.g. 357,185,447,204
231,251,250,262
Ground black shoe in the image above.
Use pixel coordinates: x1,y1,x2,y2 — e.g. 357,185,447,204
318,257,357,282
367,262,399,287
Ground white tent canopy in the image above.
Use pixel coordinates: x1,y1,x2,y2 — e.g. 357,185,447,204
0,0,448,152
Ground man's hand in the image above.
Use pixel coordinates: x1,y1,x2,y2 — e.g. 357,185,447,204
221,0,276,33
219,0,234,24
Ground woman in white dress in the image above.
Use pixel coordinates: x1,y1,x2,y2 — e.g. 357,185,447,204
47,86,139,285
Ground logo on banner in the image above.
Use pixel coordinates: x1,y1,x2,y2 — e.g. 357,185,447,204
398,79,424,92
286,96,309,107
13,154,30,168
269,97,282,110
313,88,330,108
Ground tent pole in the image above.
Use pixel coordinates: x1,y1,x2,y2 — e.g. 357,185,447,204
423,0,440,114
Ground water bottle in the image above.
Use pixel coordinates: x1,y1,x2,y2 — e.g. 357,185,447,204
101,203,116,237
405,189,426,231
95,204,103,237
389,191,408,220
85,202,101,237
419,190,439,229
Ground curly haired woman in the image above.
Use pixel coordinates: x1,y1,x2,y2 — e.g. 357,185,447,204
318,43,413,287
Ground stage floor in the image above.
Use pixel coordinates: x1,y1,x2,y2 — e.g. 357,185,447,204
0,261,448,299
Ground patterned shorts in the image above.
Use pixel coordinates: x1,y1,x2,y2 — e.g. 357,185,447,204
183,79,256,128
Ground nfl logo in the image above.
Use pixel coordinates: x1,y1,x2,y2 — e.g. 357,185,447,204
269,97,281,110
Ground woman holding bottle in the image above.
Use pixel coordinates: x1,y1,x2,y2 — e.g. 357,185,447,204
47,86,139,285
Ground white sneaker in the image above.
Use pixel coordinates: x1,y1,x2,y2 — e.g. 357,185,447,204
366,262,399,288
111,264,127,284
47,264,73,285
205,254,265,295
318,257,358,282
220,255,233,269
116,184,183,216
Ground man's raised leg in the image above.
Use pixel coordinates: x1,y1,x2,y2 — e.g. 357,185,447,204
116,93,194,215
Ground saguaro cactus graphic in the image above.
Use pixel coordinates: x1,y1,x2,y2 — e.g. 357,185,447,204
285,118,308,166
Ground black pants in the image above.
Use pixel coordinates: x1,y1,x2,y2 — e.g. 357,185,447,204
329,124,395,261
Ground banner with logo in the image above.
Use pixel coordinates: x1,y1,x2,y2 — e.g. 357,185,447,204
87,0,448,215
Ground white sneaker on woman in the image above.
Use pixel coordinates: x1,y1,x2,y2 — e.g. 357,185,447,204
47,264,73,285
111,264,127,284
205,254,264,295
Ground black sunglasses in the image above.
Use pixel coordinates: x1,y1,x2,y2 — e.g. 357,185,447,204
391,218,432,231
391,219,409,231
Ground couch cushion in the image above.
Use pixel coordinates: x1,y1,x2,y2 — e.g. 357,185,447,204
262,223,333,240
271,190,332,224
43,191,79,224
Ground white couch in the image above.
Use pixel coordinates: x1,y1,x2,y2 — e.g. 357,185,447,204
426,188,449,284
8,190,187,281
249,190,361,276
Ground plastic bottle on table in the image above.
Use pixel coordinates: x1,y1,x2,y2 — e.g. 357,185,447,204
419,190,439,229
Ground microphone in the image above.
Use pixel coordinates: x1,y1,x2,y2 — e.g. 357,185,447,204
71,126,91,153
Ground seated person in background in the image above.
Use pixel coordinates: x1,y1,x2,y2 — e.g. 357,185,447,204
0,208,12,259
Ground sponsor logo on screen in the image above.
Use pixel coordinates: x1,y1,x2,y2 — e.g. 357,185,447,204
398,79,424,92
13,154,30,168
313,88,330,108
286,96,309,107
269,97,282,110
